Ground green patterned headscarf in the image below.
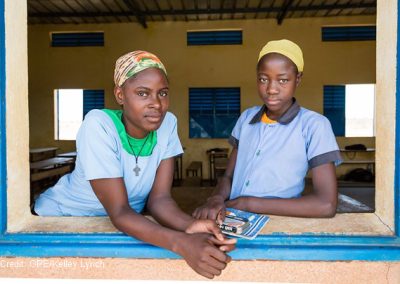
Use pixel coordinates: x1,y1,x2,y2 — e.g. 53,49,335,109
114,50,167,87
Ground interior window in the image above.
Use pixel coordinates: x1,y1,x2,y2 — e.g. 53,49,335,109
345,84,375,137
54,89,104,140
54,89,83,140
323,84,375,137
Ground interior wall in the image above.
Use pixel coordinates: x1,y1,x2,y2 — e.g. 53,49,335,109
28,16,376,179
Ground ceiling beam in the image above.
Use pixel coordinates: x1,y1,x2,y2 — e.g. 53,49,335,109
123,0,147,28
28,3,376,19
277,0,295,25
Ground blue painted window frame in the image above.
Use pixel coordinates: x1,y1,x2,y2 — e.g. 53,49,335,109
0,1,399,260
187,30,242,45
322,25,376,41
323,85,346,136
51,32,104,47
189,87,240,138
83,89,105,117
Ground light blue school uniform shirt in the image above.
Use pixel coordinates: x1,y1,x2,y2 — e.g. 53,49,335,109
34,109,183,216
228,99,342,200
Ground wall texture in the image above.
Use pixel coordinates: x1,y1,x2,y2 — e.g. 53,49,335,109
1,258,400,283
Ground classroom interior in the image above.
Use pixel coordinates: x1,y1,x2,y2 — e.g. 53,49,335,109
27,1,376,219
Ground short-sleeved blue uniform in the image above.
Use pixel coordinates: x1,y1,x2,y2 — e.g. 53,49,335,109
229,99,342,200
34,109,183,216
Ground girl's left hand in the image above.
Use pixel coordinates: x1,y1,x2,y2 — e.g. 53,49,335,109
185,219,224,240
185,219,237,252
225,197,248,211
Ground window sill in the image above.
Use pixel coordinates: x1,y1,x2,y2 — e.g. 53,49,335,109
8,213,393,236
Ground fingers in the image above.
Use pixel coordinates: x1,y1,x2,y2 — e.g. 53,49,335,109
217,208,226,224
192,207,217,220
196,263,221,279
192,204,224,222
197,270,214,279
203,254,228,271
192,208,200,219
203,220,224,241
219,244,236,252
208,235,237,246
209,235,237,253
196,253,231,279
188,245,229,279
206,244,232,264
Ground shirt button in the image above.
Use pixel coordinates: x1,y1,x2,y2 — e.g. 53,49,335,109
256,150,260,156
245,180,250,186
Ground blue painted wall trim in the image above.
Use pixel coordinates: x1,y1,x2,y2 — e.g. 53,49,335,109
0,0,6,235
395,0,400,235
0,233,400,260
0,0,400,262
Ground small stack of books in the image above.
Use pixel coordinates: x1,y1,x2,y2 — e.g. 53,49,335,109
218,208,269,239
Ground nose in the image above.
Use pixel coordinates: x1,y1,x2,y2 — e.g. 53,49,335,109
266,81,279,95
149,94,161,109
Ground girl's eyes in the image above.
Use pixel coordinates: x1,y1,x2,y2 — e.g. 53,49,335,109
159,91,168,97
258,78,288,84
138,91,148,97
137,91,168,97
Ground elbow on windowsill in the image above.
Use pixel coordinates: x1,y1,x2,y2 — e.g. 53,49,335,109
318,201,337,218
107,207,134,232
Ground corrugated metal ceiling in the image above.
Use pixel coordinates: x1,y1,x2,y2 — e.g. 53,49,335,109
27,0,377,27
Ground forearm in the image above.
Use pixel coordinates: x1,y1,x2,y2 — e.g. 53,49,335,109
236,195,337,218
110,207,186,253
147,196,194,231
209,178,230,200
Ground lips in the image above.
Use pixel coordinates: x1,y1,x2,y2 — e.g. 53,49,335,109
265,100,280,106
145,113,163,123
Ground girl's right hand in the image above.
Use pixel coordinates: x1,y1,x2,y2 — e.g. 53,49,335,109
174,232,232,279
192,195,226,224
185,219,237,252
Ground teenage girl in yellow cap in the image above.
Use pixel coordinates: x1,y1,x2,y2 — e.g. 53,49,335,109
194,39,342,222
35,50,235,278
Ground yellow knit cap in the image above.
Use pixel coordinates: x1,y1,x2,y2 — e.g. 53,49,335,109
258,39,304,72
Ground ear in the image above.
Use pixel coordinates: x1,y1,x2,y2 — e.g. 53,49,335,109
295,72,303,87
114,86,124,106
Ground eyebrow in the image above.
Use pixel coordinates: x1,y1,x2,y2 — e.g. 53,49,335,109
136,86,169,90
257,73,288,76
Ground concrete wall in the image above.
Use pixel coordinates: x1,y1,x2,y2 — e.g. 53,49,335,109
27,15,376,178
1,258,400,283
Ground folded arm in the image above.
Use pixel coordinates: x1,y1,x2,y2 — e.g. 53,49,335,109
225,162,338,218
90,159,235,278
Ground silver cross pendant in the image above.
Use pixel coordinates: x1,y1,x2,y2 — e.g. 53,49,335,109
133,164,141,176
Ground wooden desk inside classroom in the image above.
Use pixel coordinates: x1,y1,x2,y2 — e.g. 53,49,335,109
30,157,75,204
30,157,74,171
29,147,58,162
207,148,229,185
340,148,375,174
57,151,77,159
